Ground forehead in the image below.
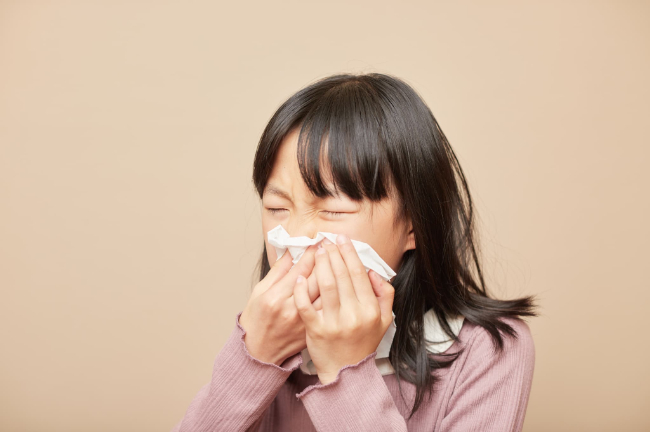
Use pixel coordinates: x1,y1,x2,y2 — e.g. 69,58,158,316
263,128,337,200
270,128,303,181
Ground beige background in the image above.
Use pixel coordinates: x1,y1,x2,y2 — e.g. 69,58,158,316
1,1,648,431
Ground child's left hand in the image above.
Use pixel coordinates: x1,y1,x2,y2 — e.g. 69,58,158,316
293,234,395,385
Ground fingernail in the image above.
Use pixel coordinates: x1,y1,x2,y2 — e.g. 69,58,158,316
316,248,326,255
323,238,332,245
336,234,347,245
297,275,305,283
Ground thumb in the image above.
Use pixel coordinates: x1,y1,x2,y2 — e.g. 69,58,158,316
368,270,395,328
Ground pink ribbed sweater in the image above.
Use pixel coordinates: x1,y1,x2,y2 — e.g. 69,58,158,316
171,311,535,431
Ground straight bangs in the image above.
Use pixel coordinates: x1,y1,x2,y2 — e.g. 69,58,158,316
294,83,393,204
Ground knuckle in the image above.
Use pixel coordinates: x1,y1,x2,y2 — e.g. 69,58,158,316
280,307,297,322
366,308,381,323
326,326,343,339
263,297,282,314
297,261,313,274
321,278,336,291
350,266,367,278
346,316,362,332
341,320,364,339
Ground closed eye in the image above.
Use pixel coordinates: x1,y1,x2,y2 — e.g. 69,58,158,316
321,210,345,218
265,208,346,218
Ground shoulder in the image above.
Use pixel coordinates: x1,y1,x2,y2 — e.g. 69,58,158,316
439,318,536,430
455,317,535,376
459,316,535,355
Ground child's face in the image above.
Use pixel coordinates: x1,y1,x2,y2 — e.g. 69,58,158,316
261,127,415,278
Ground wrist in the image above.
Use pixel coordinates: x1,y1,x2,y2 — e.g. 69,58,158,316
242,333,277,363
317,371,339,385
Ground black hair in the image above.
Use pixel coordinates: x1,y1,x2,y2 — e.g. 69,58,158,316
251,73,537,419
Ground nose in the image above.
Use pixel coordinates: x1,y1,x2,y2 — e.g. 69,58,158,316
285,219,320,241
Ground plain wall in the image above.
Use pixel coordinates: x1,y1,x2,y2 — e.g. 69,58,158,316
1,1,648,431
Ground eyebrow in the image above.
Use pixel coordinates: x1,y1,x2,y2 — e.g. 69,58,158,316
263,184,294,201
263,183,345,202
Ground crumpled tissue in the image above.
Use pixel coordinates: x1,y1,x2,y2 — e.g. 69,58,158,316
267,223,396,282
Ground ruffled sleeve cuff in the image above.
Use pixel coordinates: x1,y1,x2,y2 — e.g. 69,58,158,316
295,351,407,431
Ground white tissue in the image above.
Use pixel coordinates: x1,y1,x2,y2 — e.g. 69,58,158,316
267,224,397,282
265,223,464,376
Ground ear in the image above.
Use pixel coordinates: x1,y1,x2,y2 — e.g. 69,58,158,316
404,222,416,252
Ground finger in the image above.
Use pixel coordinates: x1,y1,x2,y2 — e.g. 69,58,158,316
307,270,320,303
323,240,358,305
335,234,376,306
315,243,340,320
269,244,319,298
369,270,395,328
313,295,322,311
257,249,294,292
307,272,322,310
293,272,321,309
293,275,319,326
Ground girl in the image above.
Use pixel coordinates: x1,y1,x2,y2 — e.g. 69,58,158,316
171,73,537,431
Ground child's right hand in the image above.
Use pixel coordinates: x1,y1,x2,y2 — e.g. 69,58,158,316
238,244,321,366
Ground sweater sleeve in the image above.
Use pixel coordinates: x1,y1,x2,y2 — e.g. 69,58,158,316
170,311,304,432
439,318,535,432
295,351,408,432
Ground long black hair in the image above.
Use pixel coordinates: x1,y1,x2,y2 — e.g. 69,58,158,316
251,73,537,419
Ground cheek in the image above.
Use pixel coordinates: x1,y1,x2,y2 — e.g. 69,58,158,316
379,248,401,273
363,240,388,262
351,231,401,272
261,218,276,262
264,240,278,264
